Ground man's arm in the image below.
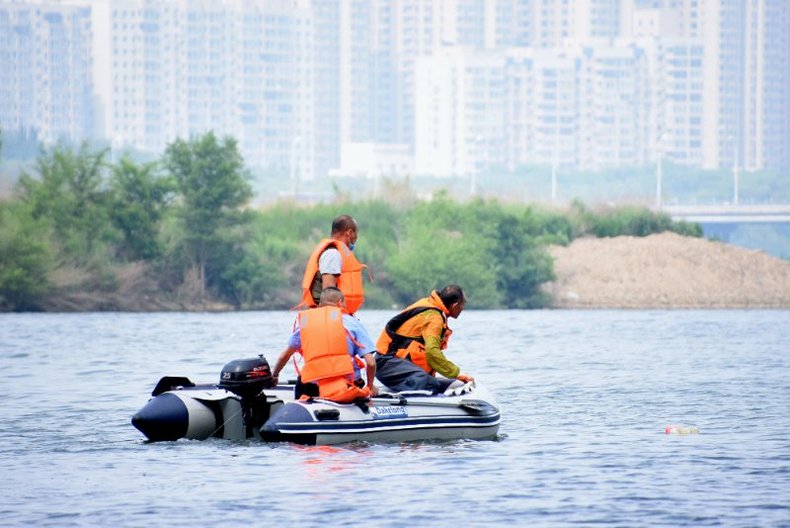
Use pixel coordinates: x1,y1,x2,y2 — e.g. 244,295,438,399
321,274,338,288
319,248,342,288
343,315,378,395
423,335,460,378
363,353,378,396
271,345,298,385
421,313,473,381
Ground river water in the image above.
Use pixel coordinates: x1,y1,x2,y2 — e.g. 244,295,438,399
1,310,788,527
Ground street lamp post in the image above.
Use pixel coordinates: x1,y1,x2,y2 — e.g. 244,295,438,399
733,139,739,205
470,135,483,196
656,151,662,209
655,130,671,209
290,136,301,197
111,136,123,164
551,160,557,204
552,115,560,204
725,133,740,206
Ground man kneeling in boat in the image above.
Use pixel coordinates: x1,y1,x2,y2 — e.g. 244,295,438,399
271,287,379,402
375,284,474,394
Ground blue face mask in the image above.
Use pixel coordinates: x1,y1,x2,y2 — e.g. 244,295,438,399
348,242,356,251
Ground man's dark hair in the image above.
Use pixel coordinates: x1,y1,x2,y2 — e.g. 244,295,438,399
319,286,345,306
331,214,357,235
438,284,465,306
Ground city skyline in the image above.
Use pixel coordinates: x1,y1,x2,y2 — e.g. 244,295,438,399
1,0,788,183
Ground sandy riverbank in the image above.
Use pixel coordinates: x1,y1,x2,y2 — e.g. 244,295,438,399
32,232,790,312
544,231,790,308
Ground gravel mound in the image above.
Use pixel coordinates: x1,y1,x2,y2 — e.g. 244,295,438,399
544,232,790,308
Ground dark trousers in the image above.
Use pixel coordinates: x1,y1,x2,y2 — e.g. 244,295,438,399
374,354,455,394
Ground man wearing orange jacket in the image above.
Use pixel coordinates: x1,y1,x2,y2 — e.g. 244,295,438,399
272,287,378,402
298,214,365,315
374,284,474,394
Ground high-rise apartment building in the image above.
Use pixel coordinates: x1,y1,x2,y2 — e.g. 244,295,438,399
660,38,704,167
110,0,184,152
740,0,790,172
504,47,581,170
414,48,505,177
0,1,95,144
236,1,313,174
3,0,787,180
310,0,340,180
503,43,650,171
759,1,790,171
579,43,651,169
392,0,442,148
109,0,314,175
603,0,788,172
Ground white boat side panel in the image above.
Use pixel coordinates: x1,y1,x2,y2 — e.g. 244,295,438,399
175,393,218,440
314,425,500,445
217,399,245,440
280,419,501,436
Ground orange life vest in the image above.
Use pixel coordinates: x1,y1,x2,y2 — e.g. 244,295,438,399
299,239,365,314
298,306,370,403
375,292,452,375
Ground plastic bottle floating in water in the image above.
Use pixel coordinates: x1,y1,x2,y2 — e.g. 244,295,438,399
665,425,700,435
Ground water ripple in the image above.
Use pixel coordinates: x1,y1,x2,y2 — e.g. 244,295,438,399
1,310,789,527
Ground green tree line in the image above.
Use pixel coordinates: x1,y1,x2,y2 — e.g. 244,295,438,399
0,133,701,312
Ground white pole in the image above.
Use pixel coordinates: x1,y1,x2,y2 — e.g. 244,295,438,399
655,153,662,209
111,136,122,165
471,135,483,196
733,165,739,205
656,130,669,209
290,136,301,197
733,142,739,205
656,152,661,209
289,149,295,196
552,117,559,204
551,161,557,204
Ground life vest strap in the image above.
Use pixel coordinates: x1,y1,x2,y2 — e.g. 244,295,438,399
382,306,444,356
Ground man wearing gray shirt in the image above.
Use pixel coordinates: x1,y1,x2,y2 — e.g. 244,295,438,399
299,215,366,314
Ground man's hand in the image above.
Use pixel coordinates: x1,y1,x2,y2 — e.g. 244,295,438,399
456,373,475,383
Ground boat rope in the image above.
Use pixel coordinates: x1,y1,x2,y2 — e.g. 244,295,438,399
209,403,245,439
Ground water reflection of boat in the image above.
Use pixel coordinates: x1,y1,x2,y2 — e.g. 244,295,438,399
131,356,501,446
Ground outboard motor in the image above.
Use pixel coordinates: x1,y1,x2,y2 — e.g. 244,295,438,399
218,355,275,438
219,355,274,397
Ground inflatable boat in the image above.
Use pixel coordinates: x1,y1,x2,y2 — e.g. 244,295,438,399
131,356,501,445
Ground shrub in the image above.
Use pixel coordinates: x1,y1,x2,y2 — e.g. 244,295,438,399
0,202,53,310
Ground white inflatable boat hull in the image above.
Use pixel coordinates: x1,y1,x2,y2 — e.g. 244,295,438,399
132,380,501,445
260,386,501,445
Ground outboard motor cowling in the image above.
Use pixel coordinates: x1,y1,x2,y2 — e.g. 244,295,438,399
219,355,274,398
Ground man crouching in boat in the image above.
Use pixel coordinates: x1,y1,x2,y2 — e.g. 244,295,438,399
271,287,379,402
375,284,474,394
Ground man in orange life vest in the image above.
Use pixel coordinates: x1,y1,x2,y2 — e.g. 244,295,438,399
299,214,365,315
375,284,474,394
271,287,378,403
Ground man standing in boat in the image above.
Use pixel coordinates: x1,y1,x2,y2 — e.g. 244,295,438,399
272,287,378,402
298,214,365,315
375,284,474,394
